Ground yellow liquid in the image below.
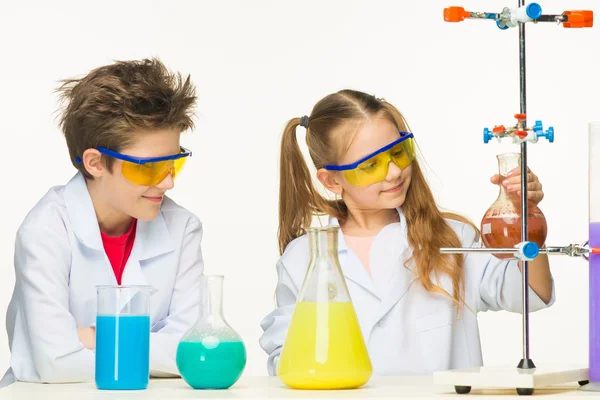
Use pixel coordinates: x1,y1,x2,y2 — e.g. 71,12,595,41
277,301,372,390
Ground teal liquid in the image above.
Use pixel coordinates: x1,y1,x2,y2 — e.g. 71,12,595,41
176,340,246,389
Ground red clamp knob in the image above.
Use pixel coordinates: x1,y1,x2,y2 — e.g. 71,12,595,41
564,10,593,28
514,113,527,122
492,125,505,134
515,130,528,139
444,7,470,22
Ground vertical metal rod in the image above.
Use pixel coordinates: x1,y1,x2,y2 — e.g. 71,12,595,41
518,0,533,367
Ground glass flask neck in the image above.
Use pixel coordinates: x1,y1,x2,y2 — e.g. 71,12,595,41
496,153,521,177
299,226,351,303
308,227,339,259
497,152,520,177
496,152,520,199
199,275,225,323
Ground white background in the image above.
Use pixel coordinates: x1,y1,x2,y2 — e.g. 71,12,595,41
0,0,598,378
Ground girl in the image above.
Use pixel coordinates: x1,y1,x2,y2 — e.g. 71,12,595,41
259,89,553,376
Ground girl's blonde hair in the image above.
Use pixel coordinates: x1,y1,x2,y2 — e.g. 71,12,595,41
278,89,479,306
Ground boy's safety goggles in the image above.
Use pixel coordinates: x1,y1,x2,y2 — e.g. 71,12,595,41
324,132,415,187
76,147,192,186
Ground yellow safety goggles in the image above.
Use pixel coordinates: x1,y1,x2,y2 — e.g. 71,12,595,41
76,146,192,186
324,133,415,186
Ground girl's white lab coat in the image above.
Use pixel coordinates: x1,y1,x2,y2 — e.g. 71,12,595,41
259,209,555,376
1,173,204,386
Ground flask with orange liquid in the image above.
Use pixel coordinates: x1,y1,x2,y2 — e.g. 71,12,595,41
480,152,547,258
277,226,372,390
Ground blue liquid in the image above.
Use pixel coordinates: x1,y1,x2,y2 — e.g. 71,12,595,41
95,315,150,390
176,340,246,389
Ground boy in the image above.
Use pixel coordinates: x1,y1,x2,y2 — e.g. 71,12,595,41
1,58,203,385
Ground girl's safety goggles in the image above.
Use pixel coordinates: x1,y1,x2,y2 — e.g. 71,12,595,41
76,146,192,186
324,132,415,187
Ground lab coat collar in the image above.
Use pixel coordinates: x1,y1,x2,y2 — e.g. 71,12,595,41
328,207,407,250
328,207,415,309
63,173,174,260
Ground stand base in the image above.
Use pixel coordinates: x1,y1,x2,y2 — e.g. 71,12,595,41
433,366,588,395
577,381,600,392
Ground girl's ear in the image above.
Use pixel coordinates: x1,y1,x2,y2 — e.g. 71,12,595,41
317,168,343,195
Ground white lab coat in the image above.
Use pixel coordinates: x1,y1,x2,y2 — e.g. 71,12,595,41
259,208,555,376
1,173,204,387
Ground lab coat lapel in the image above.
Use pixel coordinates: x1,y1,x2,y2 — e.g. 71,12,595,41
64,173,117,285
328,217,379,299
371,208,417,324
120,211,174,286
64,172,175,286
63,173,104,252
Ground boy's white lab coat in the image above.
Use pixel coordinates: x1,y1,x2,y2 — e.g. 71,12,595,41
259,209,554,376
1,173,203,386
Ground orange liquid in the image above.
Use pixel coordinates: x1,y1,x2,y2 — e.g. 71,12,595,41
480,212,547,259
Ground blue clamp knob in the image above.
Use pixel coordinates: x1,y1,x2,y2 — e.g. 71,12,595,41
526,3,543,20
517,241,540,261
496,20,509,30
483,128,494,144
534,120,554,142
543,126,555,143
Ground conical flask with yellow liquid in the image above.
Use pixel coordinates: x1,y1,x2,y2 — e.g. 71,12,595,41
277,226,372,389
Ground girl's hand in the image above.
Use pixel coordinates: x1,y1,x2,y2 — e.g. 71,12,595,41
490,167,544,205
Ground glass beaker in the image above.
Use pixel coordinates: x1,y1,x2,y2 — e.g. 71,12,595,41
95,285,153,390
176,275,247,390
480,153,547,259
586,122,600,390
277,226,372,390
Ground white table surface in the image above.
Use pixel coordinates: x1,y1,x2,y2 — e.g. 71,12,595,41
1,376,596,399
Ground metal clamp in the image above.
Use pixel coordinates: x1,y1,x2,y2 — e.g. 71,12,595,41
441,241,592,260
544,242,591,259
443,4,593,29
483,114,554,144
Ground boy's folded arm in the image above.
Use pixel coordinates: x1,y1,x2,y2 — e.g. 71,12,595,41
15,220,95,383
